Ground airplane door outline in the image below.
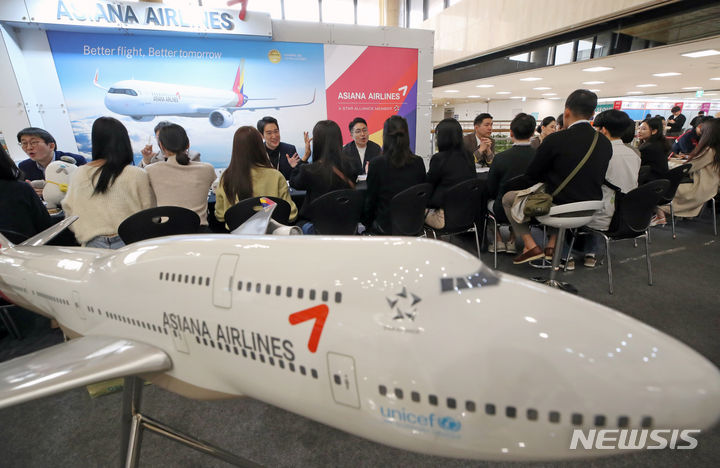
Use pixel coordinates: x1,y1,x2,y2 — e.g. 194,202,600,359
327,352,360,409
213,254,238,308
72,291,85,320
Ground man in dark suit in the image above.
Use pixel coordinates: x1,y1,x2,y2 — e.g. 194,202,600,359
486,113,537,254
501,89,612,264
341,117,381,174
463,113,495,166
257,116,310,180
667,105,686,137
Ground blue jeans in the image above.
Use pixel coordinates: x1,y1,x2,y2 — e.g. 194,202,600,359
86,235,125,249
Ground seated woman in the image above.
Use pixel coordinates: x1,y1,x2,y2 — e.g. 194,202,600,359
62,117,156,248
363,115,427,234
671,116,712,157
290,120,358,230
214,126,298,226
145,124,216,231
637,117,670,183
0,145,52,239
425,118,475,230
529,116,557,149
659,118,720,222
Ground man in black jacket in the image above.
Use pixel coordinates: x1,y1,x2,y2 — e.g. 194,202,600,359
502,89,612,264
257,116,309,179
341,117,381,174
667,105,686,137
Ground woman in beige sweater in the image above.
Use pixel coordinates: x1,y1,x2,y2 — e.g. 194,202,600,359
62,117,155,248
215,126,298,225
145,124,216,230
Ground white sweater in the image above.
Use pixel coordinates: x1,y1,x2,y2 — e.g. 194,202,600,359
62,164,156,245
145,156,216,225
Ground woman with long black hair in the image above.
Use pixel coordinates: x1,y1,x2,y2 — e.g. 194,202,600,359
637,117,670,183
363,115,427,233
62,117,155,248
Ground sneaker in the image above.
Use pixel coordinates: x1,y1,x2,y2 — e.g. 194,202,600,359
650,214,667,227
505,239,517,254
544,246,555,261
584,254,597,268
513,246,544,264
488,241,506,253
560,257,575,271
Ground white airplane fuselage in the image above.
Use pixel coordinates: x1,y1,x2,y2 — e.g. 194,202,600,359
0,235,718,461
105,79,241,117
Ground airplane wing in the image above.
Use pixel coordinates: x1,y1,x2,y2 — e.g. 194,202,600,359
198,89,317,113
0,335,171,409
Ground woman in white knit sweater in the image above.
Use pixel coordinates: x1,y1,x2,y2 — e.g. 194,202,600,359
145,124,216,231
62,117,155,248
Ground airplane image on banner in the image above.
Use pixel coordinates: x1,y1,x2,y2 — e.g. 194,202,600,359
0,208,719,464
93,60,316,128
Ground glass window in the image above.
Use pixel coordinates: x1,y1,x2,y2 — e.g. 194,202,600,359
322,0,355,24
576,38,595,61
508,52,530,62
408,0,424,28
593,32,612,58
357,0,380,26
285,0,320,22
554,41,574,65
428,0,444,17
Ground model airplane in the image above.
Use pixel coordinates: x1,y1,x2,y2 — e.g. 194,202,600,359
0,212,719,462
93,60,316,128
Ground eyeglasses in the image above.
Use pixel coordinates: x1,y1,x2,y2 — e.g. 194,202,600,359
19,139,44,149
353,128,369,135
264,129,280,136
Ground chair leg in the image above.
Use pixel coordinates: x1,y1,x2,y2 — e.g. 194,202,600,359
670,203,676,239
492,218,498,269
564,229,577,272
473,223,481,258
644,232,653,286
481,216,488,249
712,198,717,236
606,236,613,294
0,306,21,339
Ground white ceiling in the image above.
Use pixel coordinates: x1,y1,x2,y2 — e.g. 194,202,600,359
432,36,720,105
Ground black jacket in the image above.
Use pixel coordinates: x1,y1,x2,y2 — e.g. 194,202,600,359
524,122,612,205
342,140,382,175
639,140,670,182
289,156,358,220
426,150,475,208
486,144,535,217
267,142,298,180
363,155,427,234
0,179,53,238
667,113,686,135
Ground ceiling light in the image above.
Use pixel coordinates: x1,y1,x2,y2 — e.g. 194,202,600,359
626,91,643,95
533,87,551,90
467,95,481,98
476,84,494,88
496,91,511,94
710,78,720,81
636,84,657,87
654,96,668,99
588,89,601,92
520,77,542,81
582,66,614,72
510,96,523,99
682,87,701,90
681,49,720,58
549,97,561,100
582,81,605,85
652,72,681,77
704,93,717,96
541,93,557,96
444,89,459,93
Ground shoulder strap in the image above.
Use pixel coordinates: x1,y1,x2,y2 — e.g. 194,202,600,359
603,178,621,193
551,131,599,197
332,165,355,189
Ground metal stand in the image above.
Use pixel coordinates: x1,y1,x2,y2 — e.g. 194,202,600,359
120,377,262,468
531,228,578,294
0,304,22,339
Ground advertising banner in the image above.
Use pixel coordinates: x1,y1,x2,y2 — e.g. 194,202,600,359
46,31,419,167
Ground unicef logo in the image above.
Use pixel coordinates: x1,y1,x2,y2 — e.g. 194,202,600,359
438,416,461,432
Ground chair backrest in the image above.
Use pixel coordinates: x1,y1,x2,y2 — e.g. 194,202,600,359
390,183,433,236
536,200,604,229
225,196,291,231
118,206,200,244
442,178,483,231
309,189,365,235
658,163,691,205
609,179,671,237
0,229,29,245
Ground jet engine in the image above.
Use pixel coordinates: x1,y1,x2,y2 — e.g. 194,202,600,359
208,109,234,128
130,115,154,122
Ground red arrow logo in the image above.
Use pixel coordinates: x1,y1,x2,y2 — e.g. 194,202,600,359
289,305,328,353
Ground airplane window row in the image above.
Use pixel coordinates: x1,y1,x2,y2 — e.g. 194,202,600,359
377,385,652,429
192,334,319,379
96,306,168,336
236,280,342,304
35,291,70,306
159,271,211,287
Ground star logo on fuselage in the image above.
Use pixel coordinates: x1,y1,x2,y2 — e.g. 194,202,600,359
386,287,421,321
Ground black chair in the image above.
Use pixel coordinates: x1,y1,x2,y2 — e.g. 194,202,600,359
425,178,483,257
224,197,291,231
308,189,365,235
656,163,691,239
118,206,200,244
571,179,670,294
0,229,29,245
390,183,432,236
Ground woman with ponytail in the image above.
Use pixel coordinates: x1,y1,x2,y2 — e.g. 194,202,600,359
362,115,426,233
62,117,155,248
146,123,217,230
530,116,557,149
